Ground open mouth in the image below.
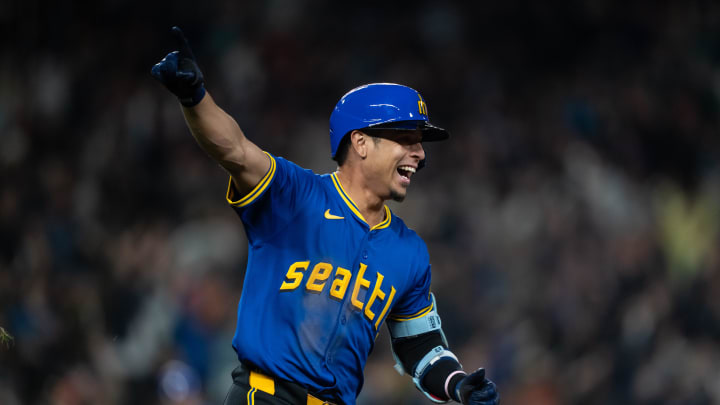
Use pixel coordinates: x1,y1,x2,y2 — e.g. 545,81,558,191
397,165,416,181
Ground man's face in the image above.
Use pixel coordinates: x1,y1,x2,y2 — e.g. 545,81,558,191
363,130,425,202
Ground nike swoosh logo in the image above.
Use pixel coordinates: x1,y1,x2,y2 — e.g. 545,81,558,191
324,209,344,220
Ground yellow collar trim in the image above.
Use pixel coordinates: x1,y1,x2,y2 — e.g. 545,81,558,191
330,173,391,230
372,206,392,230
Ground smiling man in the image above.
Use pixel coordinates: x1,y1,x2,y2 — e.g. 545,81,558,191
151,26,499,405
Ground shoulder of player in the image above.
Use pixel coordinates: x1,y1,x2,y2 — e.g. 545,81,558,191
387,213,430,254
272,154,317,174
271,154,328,184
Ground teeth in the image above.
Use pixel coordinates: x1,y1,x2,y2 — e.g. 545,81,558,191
399,166,416,173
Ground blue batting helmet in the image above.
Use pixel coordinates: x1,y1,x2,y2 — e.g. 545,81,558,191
329,83,449,158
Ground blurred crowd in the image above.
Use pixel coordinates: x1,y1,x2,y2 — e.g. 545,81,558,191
2,1,720,404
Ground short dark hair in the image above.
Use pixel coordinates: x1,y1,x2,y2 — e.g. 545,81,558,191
332,131,382,166
332,134,352,166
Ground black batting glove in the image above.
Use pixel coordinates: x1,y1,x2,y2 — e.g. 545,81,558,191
151,26,206,107
452,368,499,405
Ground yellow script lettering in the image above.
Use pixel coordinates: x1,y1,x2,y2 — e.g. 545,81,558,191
330,266,352,301
364,272,386,321
279,261,310,291
375,286,396,330
305,262,333,293
351,263,371,311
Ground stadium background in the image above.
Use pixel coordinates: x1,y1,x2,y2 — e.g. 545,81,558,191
2,1,720,404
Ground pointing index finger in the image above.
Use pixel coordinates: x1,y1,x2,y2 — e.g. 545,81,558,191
171,26,196,60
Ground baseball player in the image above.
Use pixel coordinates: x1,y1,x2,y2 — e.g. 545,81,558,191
151,27,499,405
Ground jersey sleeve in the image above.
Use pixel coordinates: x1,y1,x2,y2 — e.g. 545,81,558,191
388,241,433,322
225,152,318,243
388,265,433,322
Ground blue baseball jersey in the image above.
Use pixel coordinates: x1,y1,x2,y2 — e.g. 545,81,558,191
226,153,434,405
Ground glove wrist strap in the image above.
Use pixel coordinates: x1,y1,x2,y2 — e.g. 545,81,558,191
445,370,466,402
180,85,206,107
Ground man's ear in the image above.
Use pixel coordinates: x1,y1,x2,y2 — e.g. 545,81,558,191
350,130,368,159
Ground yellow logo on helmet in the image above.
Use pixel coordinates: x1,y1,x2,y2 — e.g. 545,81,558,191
417,94,428,116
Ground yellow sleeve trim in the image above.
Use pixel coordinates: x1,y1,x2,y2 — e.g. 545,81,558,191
226,152,276,207
388,302,434,322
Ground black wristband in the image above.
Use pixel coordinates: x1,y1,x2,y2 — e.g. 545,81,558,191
421,357,463,401
447,371,466,402
180,85,206,107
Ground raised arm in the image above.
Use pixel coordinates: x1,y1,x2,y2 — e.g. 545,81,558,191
151,26,269,195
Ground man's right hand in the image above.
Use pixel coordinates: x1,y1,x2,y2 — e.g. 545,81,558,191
151,26,206,107
454,368,499,405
